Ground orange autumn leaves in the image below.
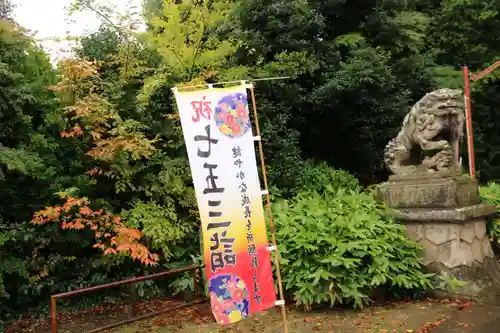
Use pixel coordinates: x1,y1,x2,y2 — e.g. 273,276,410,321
31,195,158,266
52,58,155,167
33,58,159,265
51,59,116,144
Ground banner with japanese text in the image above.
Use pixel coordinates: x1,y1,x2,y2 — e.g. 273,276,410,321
173,85,277,325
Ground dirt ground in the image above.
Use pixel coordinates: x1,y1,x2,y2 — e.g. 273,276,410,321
6,297,475,333
111,299,460,333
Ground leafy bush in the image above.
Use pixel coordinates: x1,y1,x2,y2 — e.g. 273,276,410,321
0,226,28,303
270,162,360,200
299,162,360,194
272,168,432,310
479,182,500,242
122,201,194,261
121,201,201,297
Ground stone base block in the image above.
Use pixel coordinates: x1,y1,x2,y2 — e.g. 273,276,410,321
376,171,481,209
377,172,500,297
429,258,500,298
405,219,500,297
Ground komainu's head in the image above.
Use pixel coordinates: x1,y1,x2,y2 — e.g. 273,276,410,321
417,88,464,118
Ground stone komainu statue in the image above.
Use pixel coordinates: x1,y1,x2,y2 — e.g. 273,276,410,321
384,88,465,175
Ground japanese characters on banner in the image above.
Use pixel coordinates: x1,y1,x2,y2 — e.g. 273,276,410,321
173,85,277,325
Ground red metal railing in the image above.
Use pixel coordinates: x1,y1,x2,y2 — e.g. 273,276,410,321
50,264,207,333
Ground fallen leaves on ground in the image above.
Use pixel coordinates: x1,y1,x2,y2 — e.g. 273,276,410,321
5,297,207,333
7,297,459,333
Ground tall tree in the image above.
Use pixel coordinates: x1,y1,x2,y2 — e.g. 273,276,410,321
233,0,439,183
0,18,59,317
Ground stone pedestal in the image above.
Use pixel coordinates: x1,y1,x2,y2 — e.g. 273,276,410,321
377,171,500,297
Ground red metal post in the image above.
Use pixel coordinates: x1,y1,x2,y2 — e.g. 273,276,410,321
129,283,137,318
49,265,205,333
462,65,476,180
51,296,57,333
51,264,201,299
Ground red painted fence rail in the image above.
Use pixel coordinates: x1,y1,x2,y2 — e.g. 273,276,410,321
50,264,207,333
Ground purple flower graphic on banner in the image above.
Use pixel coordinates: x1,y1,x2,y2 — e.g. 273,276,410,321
209,274,250,324
215,93,251,138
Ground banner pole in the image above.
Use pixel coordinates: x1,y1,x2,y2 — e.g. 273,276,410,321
248,85,289,333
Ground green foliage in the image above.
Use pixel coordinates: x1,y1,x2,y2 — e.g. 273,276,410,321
122,201,194,260
140,0,238,92
470,78,500,183
0,227,28,300
425,0,500,67
3,0,500,323
0,146,46,178
299,162,360,194
273,172,432,310
480,182,500,242
435,271,466,293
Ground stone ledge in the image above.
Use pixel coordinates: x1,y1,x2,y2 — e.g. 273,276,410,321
388,169,462,182
377,174,480,209
387,204,496,222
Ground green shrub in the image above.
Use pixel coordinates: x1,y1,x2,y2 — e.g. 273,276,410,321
121,201,194,261
299,162,360,194
272,175,432,310
269,162,360,200
479,182,500,241
121,201,201,297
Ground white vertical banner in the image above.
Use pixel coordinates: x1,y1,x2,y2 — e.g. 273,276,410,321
173,84,276,325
